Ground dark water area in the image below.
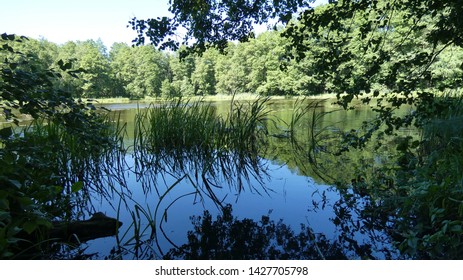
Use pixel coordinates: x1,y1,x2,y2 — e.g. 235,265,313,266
79,98,415,259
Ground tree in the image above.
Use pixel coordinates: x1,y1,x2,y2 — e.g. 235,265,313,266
1,34,119,258
168,46,196,96
132,0,463,132
215,43,251,95
55,40,113,98
109,44,170,99
74,40,112,98
129,0,463,259
248,31,295,96
191,48,218,95
281,1,463,137
129,0,314,56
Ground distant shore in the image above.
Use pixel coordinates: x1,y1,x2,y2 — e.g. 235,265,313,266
87,93,339,105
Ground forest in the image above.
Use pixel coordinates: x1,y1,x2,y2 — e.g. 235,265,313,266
2,0,463,260
4,4,463,101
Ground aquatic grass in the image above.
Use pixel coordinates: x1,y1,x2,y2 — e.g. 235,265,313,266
9,112,129,216
133,97,273,197
118,97,377,259
115,97,278,258
0,109,130,258
279,98,342,182
110,173,196,259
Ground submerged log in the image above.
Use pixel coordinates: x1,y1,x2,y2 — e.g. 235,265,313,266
48,212,123,243
12,212,123,259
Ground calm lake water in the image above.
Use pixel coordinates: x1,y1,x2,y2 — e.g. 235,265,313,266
80,98,415,259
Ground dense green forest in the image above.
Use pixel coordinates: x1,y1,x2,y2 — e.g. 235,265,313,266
3,5,463,100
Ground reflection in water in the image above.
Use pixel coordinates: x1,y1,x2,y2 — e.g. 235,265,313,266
162,186,400,260
163,204,347,260
87,158,399,259
76,98,411,259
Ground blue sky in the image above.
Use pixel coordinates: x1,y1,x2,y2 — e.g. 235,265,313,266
1,0,326,48
1,0,171,47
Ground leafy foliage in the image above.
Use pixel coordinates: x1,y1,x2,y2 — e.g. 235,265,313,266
0,33,124,258
129,0,314,56
4,0,463,260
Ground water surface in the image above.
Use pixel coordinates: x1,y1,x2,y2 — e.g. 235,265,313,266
83,98,414,259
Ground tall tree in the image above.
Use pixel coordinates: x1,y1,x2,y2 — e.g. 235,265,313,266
281,0,463,137
168,49,196,97
75,40,112,98
109,44,169,99
215,43,251,95
132,0,463,132
191,48,219,95
56,40,112,98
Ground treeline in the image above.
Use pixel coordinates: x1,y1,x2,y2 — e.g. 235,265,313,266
3,7,463,100
2,32,307,99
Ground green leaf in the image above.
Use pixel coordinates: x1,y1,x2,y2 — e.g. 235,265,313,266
22,221,38,235
0,127,13,140
17,195,32,205
71,181,84,193
0,210,11,221
450,224,462,233
0,199,9,210
36,218,52,228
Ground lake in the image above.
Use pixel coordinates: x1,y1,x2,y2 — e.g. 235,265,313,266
76,98,416,259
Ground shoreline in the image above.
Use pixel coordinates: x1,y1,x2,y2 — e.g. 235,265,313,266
88,93,339,105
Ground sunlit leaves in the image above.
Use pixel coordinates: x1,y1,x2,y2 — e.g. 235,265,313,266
109,43,170,99
130,0,314,55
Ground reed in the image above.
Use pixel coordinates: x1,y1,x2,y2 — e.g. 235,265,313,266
279,98,341,182
112,97,277,258
133,97,272,195
0,109,130,258
14,113,128,215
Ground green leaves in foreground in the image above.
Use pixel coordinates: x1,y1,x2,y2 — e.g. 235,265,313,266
0,33,126,259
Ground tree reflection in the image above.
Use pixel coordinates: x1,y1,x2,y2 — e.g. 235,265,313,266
163,198,400,260
110,98,403,260
163,204,347,260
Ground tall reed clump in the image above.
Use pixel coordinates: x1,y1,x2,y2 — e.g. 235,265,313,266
134,99,222,163
118,97,275,258
133,97,272,198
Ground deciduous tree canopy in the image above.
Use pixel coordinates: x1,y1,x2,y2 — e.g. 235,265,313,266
129,0,463,140
130,0,314,54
